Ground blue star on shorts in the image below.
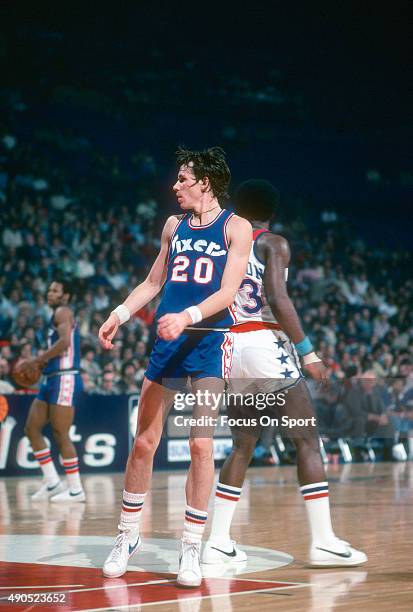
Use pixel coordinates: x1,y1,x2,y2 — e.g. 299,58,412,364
275,339,286,350
281,368,294,378
277,353,289,364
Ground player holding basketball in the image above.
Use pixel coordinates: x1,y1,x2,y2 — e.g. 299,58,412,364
99,147,252,586
203,180,367,567
24,280,85,502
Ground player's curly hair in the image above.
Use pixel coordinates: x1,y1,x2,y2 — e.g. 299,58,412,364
234,179,279,221
176,145,231,202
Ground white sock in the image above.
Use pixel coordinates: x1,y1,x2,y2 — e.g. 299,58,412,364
300,481,337,546
33,448,60,487
119,490,146,535
183,505,208,543
62,457,82,493
209,482,242,544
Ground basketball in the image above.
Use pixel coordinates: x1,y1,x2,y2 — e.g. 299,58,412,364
0,396,9,422
12,359,42,388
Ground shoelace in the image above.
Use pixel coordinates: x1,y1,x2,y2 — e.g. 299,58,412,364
109,533,126,562
181,543,201,568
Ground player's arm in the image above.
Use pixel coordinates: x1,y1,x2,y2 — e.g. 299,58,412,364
157,216,252,340
99,216,178,350
262,234,327,381
34,306,73,369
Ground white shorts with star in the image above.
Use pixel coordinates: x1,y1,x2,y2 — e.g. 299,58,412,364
228,328,303,394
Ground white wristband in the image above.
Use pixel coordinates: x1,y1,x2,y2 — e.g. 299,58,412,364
185,306,203,325
302,351,322,366
112,304,131,325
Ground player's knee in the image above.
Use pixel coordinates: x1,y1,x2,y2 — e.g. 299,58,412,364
132,435,158,460
293,436,320,456
52,427,69,445
24,422,37,440
189,437,213,461
233,437,256,460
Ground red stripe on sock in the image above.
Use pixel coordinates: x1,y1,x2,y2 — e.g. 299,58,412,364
122,506,142,513
39,457,52,465
65,467,79,474
35,451,50,459
63,459,78,466
216,492,239,501
304,492,329,501
185,516,206,524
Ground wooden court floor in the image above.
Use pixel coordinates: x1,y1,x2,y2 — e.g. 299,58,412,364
1,462,412,611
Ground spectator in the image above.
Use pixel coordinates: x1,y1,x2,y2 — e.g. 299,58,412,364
118,362,140,394
93,286,110,312
97,371,120,395
80,346,102,383
0,358,15,393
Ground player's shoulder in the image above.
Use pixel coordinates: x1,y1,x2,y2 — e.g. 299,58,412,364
162,214,186,236
260,231,290,253
54,305,73,322
165,214,186,225
227,213,252,233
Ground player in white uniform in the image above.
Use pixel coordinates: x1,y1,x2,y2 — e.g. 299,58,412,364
203,179,367,567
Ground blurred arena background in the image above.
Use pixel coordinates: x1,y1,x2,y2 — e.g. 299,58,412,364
1,3,411,467
0,3,412,610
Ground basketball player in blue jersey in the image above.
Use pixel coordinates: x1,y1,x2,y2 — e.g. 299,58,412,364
24,280,85,502
99,147,252,586
203,180,367,567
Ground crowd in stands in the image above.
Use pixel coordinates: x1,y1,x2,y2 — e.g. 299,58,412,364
1,82,412,460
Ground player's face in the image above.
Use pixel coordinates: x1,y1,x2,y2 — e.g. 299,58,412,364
47,282,66,307
173,165,204,210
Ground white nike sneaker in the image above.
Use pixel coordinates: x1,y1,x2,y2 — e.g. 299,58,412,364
202,540,247,564
309,541,367,567
103,531,141,578
51,488,86,503
31,480,65,501
177,540,202,587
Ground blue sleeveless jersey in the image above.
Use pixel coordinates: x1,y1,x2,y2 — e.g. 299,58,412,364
156,209,237,329
43,312,81,375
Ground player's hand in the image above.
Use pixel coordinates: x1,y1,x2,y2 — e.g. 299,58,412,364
304,360,329,386
33,355,48,370
99,313,120,349
157,311,191,341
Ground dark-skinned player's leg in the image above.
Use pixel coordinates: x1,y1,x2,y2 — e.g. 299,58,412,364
205,380,367,566
25,399,50,451
276,381,366,564
49,403,85,500
207,381,328,547
219,427,257,487
25,399,64,499
277,380,326,485
202,394,257,562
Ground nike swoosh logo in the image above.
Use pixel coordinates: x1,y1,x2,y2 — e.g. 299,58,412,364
47,482,61,491
129,539,140,556
69,490,83,497
316,547,352,558
211,546,237,558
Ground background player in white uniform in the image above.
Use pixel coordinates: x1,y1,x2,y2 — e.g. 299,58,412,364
99,147,252,587
203,179,367,567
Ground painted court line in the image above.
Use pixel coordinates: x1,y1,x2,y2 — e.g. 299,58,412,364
0,585,83,590
65,578,174,595
81,582,310,611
